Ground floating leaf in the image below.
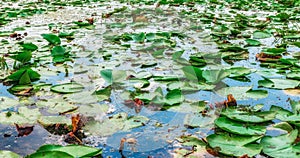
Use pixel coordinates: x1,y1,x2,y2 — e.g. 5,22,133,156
10,52,32,63
164,89,184,105
0,96,19,111
287,71,300,80
20,43,38,51
41,34,61,45
202,69,230,84
207,134,262,157
51,46,66,56
50,83,84,94
132,32,146,43
245,39,261,46
217,87,268,100
245,89,268,99
261,130,300,158
258,78,299,89
227,67,252,78
7,68,40,85
221,108,276,123
182,66,203,82
0,107,41,125
0,150,20,158
215,117,266,135
253,30,272,39
28,144,102,158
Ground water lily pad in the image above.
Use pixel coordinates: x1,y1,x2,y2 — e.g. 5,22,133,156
123,115,149,131
27,151,73,158
216,86,268,100
0,150,20,158
174,135,211,157
245,89,268,99
10,51,32,63
36,98,77,114
7,68,40,85
0,107,41,125
258,78,299,89
287,71,300,80
261,129,300,158
221,109,276,123
202,69,230,84
20,43,38,51
184,111,217,128
245,39,261,46
29,144,102,158
227,67,252,78
50,83,84,94
40,113,70,124
83,113,127,136
182,66,203,82
100,69,127,85
0,97,19,111
215,117,266,135
253,30,272,39
41,34,61,45
291,100,300,114
207,134,262,157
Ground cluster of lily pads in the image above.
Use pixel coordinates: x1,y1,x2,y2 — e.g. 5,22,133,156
0,0,300,157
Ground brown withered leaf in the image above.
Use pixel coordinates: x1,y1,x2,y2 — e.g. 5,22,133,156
15,123,34,137
225,94,237,108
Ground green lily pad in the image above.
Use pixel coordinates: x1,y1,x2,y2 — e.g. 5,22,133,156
7,68,40,85
28,144,102,158
123,115,149,131
51,46,66,56
184,111,217,128
164,89,184,105
93,86,111,101
253,30,272,39
36,98,77,114
215,117,266,135
38,116,71,126
84,112,127,135
174,135,210,157
132,32,146,43
245,89,268,99
20,43,38,51
41,34,61,45
202,69,230,84
291,100,300,114
0,107,41,125
263,48,286,55
182,66,203,82
0,97,19,111
227,67,252,78
245,39,261,46
261,129,300,158
50,83,84,94
10,52,32,63
0,150,21,158
287,71,300,80
221,109,276,123
216,86,268,100
26,151,73,158
207,134,262,157
100,69,127,85
258,78,300,89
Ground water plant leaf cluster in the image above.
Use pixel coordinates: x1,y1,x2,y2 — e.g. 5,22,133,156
0,0,300,157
